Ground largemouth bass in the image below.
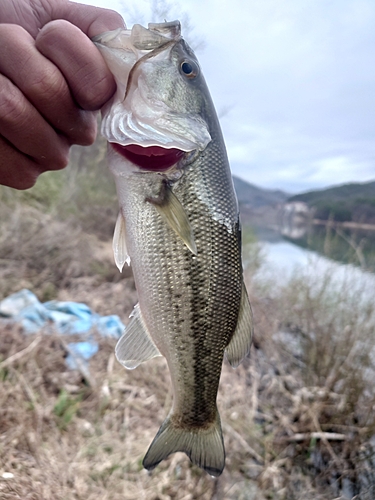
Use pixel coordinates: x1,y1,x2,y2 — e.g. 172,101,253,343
93,21,253,477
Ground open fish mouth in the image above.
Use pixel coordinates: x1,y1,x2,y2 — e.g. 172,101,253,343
94,23,211,158
110,143,185,171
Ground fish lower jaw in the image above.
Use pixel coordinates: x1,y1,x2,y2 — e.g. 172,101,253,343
110,143,186,172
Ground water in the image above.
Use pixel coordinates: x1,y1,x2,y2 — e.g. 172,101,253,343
260,239,318,279
250,227,375,294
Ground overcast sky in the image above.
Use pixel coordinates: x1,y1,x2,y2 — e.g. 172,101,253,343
80,0,375,194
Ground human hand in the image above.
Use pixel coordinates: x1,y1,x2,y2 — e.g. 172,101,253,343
0,0,125,189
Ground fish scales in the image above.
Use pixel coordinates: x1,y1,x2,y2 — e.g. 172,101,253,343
93,20,253,477
123,159,241,424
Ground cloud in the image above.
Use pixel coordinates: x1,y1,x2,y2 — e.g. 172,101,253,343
83,0,375,193
189,0,375,191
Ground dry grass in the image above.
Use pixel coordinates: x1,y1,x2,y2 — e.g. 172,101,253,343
1,148,375,498
0,201,136,310
1,272,374,499
245,266,375,499
0,326,265,500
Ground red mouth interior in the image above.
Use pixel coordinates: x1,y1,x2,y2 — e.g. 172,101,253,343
111,143,184,171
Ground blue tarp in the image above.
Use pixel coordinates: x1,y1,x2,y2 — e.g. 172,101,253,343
0,289,125,369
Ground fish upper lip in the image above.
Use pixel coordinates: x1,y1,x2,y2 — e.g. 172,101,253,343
111,143,186,172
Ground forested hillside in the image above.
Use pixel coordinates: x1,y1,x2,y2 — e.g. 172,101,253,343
289,181,375,223
232,176,289,208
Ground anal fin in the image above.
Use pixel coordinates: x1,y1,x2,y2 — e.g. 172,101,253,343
225,281,253,367
115,303,161,369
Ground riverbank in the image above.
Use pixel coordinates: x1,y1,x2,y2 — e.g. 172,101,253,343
2,274,375,500
1,144,375,499
313,218,375,232
1,210,375,498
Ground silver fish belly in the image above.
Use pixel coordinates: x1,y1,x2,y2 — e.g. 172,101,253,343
94,21,253,477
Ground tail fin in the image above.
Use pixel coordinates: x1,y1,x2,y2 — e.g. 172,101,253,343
143,411,225,477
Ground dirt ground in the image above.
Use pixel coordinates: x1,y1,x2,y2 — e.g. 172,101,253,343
1,204,375,499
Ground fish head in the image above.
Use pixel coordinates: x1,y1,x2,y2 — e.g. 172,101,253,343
93,21,212,174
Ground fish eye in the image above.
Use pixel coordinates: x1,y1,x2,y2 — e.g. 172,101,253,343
180,60,199,79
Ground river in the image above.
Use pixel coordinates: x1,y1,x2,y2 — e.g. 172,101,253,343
247,225,375,294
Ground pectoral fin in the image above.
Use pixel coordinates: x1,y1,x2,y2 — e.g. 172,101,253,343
115,303,161,369
146,181,197,255
225,282,253,367
113,211,130,272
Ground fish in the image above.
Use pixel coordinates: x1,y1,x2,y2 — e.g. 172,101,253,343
93,21,253,477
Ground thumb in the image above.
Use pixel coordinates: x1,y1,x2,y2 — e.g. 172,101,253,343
48,0,126,37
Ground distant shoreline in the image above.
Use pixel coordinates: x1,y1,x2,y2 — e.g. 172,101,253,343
313,219,375,232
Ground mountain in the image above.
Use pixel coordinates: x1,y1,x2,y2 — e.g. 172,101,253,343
232,175,290,208
289,180,375,204
288,180,375,223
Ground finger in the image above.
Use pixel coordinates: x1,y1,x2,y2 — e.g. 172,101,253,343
50,1,126,38
0,0,125,39
0,24,97,146
36,19,115,111
0,74,70,176
0,137,44,190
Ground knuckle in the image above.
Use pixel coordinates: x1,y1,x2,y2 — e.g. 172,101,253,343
53,152,70,171
0,172,36,190
28,141,70,176
0,80,27,126
0,143,40,189
15,173,39,190
0,24,28,40
47,142,70,171
74,66,115,110
64,111,97,146
29,66,67,103
77,126,97,147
